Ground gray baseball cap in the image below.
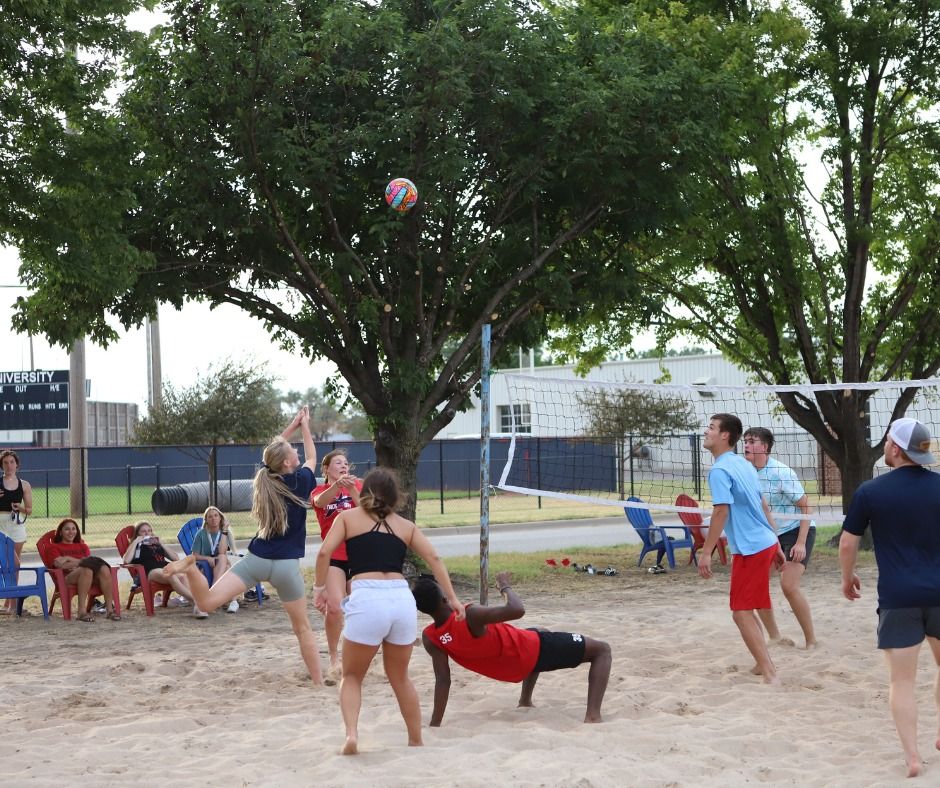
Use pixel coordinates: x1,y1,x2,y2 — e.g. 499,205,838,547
888,418,936,465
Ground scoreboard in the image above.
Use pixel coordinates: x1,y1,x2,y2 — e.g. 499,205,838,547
0,370,70,430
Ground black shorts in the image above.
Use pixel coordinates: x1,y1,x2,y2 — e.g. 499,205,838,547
329,558,352,580
77,556,110,574
877,607,940,649
778,527,815,568
529,630,587,673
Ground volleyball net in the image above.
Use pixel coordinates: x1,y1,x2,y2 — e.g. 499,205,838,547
496,374,940,524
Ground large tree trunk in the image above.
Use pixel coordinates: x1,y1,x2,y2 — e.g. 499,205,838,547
373,422,423,522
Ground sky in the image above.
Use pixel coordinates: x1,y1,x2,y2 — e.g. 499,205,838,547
0,246,337,413
0,8,336,416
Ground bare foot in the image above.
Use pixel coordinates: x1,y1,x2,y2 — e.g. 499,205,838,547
750,664,763,676
762,673,781,686
906,755,922,778
518,700,534,708
341,736,358,755
325,663,342,685
769,636,796,647
408,737,423,747
584,712,602,723
804,640,819,650
164,554,195,577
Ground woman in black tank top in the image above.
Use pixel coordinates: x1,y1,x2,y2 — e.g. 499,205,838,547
1,450,33,614
313,467,464,755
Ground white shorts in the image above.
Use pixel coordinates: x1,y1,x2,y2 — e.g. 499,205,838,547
342,579,417,646
0,518,27,543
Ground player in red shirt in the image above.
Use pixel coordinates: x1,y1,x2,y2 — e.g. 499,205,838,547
414,571,611,725
311,449,362,681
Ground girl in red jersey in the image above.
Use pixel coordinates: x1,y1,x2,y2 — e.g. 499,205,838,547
312,449,362,680
46,518,120,621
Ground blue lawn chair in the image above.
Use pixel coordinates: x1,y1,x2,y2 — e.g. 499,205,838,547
624,496,697,570
177,518,264,607
0,532,49,618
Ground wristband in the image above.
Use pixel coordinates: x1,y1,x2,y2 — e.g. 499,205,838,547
498,585,510,594
312,584,326,594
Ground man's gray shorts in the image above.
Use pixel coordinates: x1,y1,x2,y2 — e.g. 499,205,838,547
877,607,940,649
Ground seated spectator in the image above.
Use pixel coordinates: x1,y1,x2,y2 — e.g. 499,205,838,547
192,506,239,613
46,518,120,622
122,521,206,618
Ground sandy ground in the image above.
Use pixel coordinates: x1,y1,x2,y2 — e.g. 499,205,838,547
1,560,936,787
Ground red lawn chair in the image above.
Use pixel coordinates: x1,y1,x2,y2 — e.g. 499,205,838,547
36,530,121,620
115,525,172,616
676,494,729,565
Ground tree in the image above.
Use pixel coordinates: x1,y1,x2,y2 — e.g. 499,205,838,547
1,1,144,240
561,0,940,512
280,384,371,440
11,0,717,517
579,388,698,442
134,359,284,502
135,359,283,445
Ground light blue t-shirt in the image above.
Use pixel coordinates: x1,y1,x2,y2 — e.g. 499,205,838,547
708,451,778,556
756,457,815,535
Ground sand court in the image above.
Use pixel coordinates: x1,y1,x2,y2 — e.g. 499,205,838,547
1,560,935,786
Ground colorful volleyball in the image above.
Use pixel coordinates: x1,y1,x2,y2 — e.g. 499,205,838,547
385,178,418,213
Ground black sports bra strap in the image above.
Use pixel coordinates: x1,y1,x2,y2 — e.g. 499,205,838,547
370,518,394,534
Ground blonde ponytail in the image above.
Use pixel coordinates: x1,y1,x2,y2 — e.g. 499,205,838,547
252,436,307,540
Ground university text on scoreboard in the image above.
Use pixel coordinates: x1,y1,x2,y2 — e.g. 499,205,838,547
0,370,70,430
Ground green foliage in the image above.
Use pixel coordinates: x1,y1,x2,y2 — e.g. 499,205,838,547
562,0,940,502
133,359,283,445
578,387,697,442
0,1,147,241
9,0,716,511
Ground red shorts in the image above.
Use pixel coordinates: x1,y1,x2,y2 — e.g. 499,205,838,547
729,543,777,611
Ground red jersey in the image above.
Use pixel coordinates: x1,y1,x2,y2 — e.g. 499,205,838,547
45,541,90,566
311,480,362,562
423,606,540,683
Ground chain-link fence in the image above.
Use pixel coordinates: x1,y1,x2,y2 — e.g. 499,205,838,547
8,438,618,549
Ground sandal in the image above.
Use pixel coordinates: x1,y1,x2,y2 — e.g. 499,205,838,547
647,565,666,575
77,613,96,623
107,610,122,621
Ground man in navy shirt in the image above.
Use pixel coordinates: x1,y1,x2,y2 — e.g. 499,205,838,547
840,417,940,778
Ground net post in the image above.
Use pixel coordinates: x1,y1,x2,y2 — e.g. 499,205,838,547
480,323,491,605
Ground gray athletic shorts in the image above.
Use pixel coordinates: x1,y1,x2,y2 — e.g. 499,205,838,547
877,607,940,649
777,527,815,568
342,579,416,646
230,553,305,603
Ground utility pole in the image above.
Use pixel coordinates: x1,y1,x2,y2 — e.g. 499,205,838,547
69,338,87,520
146,311,163,410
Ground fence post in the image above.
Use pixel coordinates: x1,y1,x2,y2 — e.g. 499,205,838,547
628,434,635,498
155,463,161,491
45,469,50,518
536,437,542,509
692,433,702,498
438,440,444,515
126,464,132,515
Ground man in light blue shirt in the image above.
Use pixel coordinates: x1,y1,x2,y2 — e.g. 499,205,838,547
744,427,817,649
700,413,785,684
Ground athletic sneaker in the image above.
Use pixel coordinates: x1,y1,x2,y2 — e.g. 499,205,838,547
168,596,190,608
193,607,209,619
92,600,107,614
227,600,239,614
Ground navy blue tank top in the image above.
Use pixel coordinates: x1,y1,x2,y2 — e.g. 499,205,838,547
345,519,408,577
